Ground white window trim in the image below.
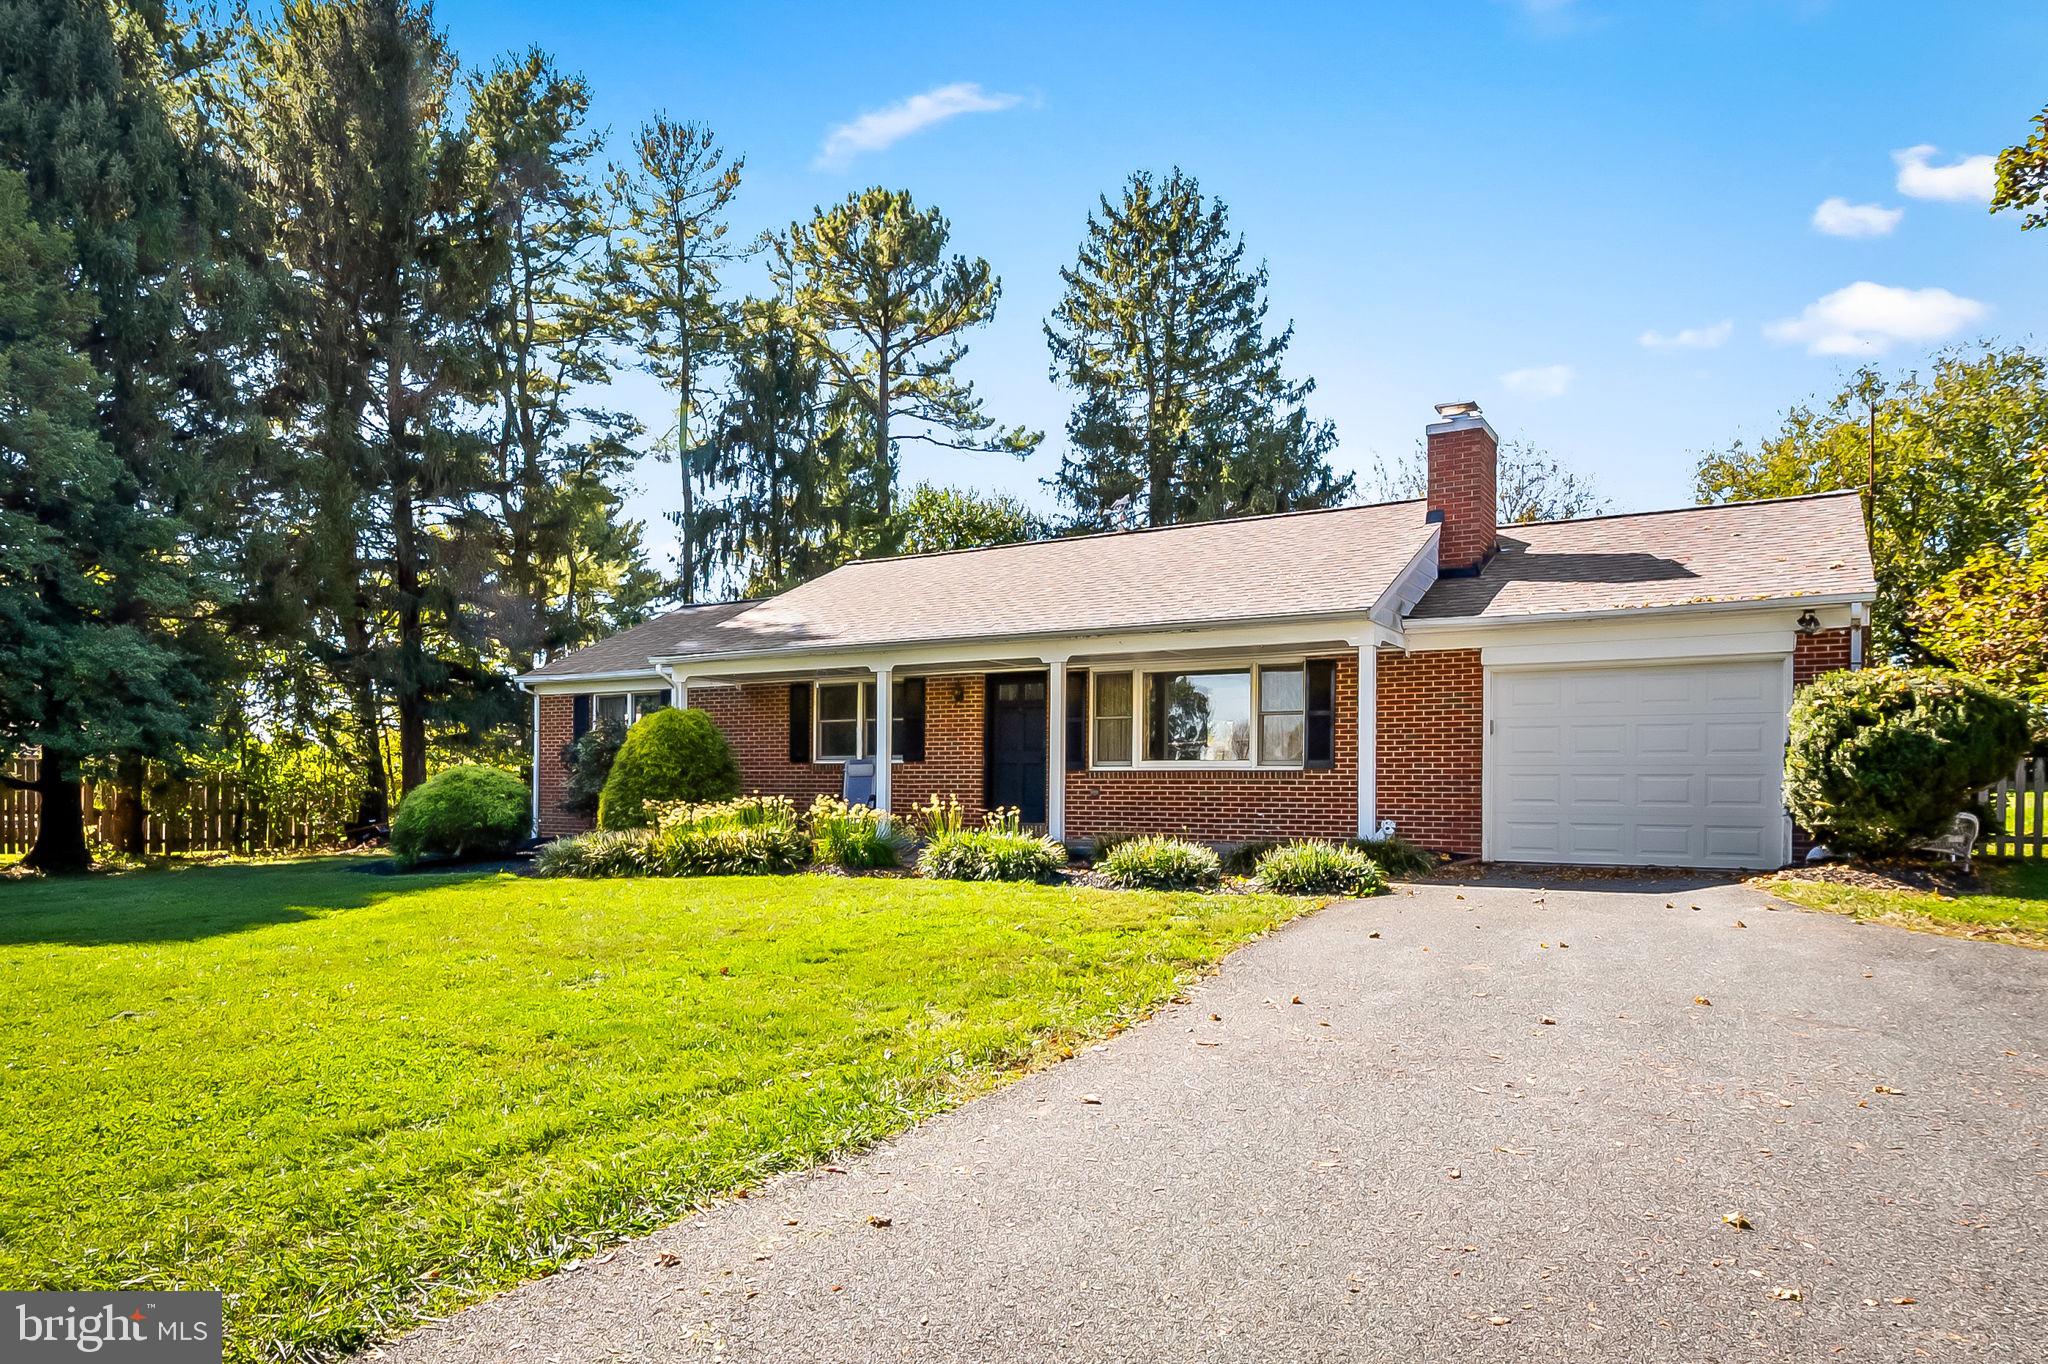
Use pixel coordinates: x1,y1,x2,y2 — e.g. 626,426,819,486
811,679,908,765
1088,657,1312,772
589,687,673,727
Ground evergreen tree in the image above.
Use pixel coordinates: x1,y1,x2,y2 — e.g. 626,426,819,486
242,0,499,804
702,302,872,593
1046,168,1350,529
0,0,263,872
599,116,747,601
461,49,656,664
897,485,1049,553
775,188,1037,529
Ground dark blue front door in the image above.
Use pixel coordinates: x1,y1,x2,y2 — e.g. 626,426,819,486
984,673,1047,825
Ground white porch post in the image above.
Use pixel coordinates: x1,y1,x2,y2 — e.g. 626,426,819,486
872,665,893,815
1045,658,1067,842
1357,642,1377,838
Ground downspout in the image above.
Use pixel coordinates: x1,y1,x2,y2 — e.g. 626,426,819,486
1849,603,1865,669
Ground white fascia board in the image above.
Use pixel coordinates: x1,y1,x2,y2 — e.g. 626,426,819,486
1369,526,1443,631
1399,595,1870,651
523,669,666,693
649,614,1386,680
1480,630,1799,669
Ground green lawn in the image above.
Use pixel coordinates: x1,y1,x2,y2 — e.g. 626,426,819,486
1766,860,2048,944
0,858,1306,1362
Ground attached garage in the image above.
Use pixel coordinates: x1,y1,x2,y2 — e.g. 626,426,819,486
1485,658,1792,870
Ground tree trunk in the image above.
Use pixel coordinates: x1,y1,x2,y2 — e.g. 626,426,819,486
675,229,696,602
114,754,147,855
874,348,892,525
23,759,90,874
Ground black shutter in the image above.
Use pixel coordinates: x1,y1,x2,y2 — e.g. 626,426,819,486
1146,673,1168,762
897,677,926,762
571,694,592,740
1065,669,1087,770
1304,659,1337,770
788,683,812,763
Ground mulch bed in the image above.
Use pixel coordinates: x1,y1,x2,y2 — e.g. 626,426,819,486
1761,858,1978,895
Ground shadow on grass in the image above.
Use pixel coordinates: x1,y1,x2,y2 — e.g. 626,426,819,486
0,856,506,947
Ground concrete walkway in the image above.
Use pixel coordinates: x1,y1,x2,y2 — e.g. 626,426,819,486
375,876,2046,1364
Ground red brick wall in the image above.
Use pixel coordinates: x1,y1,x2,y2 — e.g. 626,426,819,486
1427,421,1499,572
1793,627,1858,686
1063,656,1361,843
534,675,989,839
1374,648,1484,856
535,693,591,839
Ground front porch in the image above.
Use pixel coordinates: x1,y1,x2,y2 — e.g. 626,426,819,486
641,625,1396,847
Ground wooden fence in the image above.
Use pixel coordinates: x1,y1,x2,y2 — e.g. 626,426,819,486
1,753,350,858
1980,757,2048,861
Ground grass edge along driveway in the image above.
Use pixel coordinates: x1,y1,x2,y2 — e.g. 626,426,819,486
0,858,1313,1363
1763,861,2048,946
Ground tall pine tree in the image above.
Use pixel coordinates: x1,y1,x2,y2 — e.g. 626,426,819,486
775,188,1037,531
0,0,263,872
1046,168,1350,529
598,116,746,602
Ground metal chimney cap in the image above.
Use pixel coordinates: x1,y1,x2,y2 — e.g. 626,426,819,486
1434,400,1482,419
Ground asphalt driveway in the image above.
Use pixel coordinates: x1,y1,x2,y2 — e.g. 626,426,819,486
375,875,2046,1364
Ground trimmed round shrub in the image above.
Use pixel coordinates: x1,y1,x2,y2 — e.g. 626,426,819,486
918,829,1068,882
533,828,656,878
389,765,529,868
1785,666,2031,855
1255,840,1388,896
597,707,741,831
1098,836,1222,890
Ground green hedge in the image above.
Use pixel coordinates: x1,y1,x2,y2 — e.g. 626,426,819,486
1785,666,2030,855
1254,840,1387,896
389,766,529,868
919,829,1068,882
596,708,740,831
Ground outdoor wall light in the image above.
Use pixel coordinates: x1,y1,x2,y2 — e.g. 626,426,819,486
1795,609,1821,635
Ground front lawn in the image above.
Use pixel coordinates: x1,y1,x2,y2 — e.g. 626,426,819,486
0,858,1304,1362
1765,860,2048,945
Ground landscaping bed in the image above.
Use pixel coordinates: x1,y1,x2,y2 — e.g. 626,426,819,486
0,856,1308,1363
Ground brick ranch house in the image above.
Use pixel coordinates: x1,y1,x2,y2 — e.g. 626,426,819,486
521,402,1876,871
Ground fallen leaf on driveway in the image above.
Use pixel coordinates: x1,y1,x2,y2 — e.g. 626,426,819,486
1769,1286,1802,1301
866,1215,891,1228
1080,1094,1102,1105
1694,996,1712,1006
1722,1212,1752,1230
1540,1016,1558,1026
1734,920,1747,928
1446,1167,1462,1180
1488,1315,1511,1325
1874,1084,1904,1095
1291,995,1303,1005
652,1251,681,1267
1368,930,1381,939
1892,1296,1917,1305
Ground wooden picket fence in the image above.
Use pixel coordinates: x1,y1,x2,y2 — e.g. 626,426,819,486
1980,757,2048,861
1,752,350,858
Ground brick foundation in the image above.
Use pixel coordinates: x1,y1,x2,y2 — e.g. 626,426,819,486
1374,649,1484,856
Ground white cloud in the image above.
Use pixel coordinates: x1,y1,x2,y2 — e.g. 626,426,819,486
1638,319,1734,351
1499,363,1575,398
1892,144,1996,203
1764,281,1988,356
815,83,1024,169
1811,196,1903,238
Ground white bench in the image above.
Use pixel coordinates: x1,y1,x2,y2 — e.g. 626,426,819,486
1915,811,1980,872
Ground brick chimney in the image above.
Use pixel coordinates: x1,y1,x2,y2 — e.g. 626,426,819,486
1425,401,1499,576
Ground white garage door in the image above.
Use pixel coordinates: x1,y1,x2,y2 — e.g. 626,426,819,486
1488,659,1789,869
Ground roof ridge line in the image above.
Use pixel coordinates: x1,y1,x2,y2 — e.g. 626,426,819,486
1507,487,1864,531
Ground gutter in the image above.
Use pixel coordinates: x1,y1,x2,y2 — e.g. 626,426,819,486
1399,591,1877,633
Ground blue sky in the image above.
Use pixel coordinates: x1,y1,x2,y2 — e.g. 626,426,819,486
437,0,2046,563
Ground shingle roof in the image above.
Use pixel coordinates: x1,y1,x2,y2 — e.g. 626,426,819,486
522,600,755,680
523,490,1877,680
523,501,1436,678
1408,491,1875,621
